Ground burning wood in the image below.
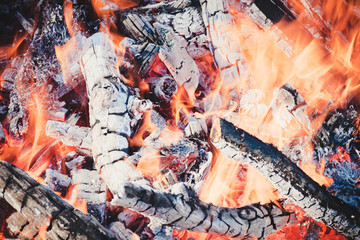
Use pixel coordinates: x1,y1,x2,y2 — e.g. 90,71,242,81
211,118,360,238
1,0,360,239
112,181,296,239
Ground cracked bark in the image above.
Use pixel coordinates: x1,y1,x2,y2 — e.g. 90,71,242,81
210,118,360,239
0,160,116,240
111,181,296,239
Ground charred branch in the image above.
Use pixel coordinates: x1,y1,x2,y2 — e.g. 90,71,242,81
211,118,360,239
111,181,296,239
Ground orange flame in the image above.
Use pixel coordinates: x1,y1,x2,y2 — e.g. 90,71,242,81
0,32,28,61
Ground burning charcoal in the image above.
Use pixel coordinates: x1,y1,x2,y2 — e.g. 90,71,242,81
170,7,208,58
6,212,30,238
81,32,149,199
64,151,86,170
109,221,137,240
246,0,284,29
70,169,107,203
129,98,153,124
0,122,6,152
160,138,198,174
0,161,116,239
151,75,178,102
7,90,28,139
30,0,70,82
1,67,16,91
122,13,158,44
210,118,360,238
149,221,173,240
156,23,200,99
70,169,107,223
45,120,91,150
130,41,159,76
44,168,71,193
182,140,212,192
275,83,310,130
258,83,311,134
313,106,359,162
152,169,178,190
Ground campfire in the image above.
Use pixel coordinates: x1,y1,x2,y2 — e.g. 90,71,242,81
1,0,360,239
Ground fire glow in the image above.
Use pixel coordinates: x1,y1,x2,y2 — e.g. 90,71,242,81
0,0,360,239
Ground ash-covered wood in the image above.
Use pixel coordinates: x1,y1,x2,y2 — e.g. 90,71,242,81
156,23,200,98
46,120,92,149
129,40,159,76
116,2,208,60
0,160,116,240
257,83,311,134
109,221,137,240
70,169,107,224
81,32,149,190
211,118,360,239
200,0,250,91
44,168,71,193
111,181,296,239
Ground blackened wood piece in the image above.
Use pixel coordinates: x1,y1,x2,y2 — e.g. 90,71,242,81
211,118,360,239
112,182,296,239
0,160,116,240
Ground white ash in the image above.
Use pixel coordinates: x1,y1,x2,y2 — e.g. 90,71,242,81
70,169,106,205
273,83,311,130
184,116,207,139
149,220,173,240
44,169,71,192
64,151,86,170
46,120,92,149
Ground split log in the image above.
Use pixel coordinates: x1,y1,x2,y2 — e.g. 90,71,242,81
111,181,296,239
210,118,360,239
0,160,116,240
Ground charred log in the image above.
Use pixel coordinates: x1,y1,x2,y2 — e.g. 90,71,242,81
0,160,116,240
211,118,360,239
111,181,296,239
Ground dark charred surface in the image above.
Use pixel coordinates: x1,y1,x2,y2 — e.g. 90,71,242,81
215,118,360,238
0,160,116,240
